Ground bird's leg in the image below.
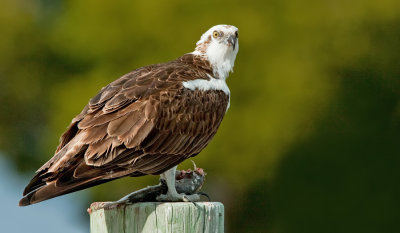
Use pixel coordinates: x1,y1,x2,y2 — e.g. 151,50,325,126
156,166,200,202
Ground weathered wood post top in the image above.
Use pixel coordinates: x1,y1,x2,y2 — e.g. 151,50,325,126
89,202,224,233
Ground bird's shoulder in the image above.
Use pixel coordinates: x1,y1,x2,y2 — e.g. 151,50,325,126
80,54,211,116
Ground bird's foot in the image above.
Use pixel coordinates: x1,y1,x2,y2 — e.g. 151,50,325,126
197,192,211,201
156,192,200,202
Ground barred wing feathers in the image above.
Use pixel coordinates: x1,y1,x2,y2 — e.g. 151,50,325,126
19,55,229,206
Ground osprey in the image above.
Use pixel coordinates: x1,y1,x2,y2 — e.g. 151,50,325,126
19,24,239,206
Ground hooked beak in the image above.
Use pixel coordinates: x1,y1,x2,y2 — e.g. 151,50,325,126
227,34,237,50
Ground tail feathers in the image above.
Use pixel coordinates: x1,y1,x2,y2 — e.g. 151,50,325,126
22,171,52,196
19,161,141,206
19,177,113,206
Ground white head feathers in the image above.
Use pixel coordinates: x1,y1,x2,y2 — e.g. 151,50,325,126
192,25,239,80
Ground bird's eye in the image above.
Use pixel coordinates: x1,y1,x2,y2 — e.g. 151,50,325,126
213,31,219,38
235,31,239,38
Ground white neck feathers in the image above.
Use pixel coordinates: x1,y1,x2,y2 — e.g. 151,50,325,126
191,25,239,80
182,74,230,95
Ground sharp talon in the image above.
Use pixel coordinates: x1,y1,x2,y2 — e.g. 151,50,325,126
191,160,197,170
198,192,211,201
192,201,199,207
183,194,199,207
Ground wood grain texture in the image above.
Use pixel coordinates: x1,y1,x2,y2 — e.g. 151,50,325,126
89,202,224,233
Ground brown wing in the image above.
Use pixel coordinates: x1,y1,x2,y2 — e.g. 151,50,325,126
19,54,228,206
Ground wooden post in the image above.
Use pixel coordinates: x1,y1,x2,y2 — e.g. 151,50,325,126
89,202,224,233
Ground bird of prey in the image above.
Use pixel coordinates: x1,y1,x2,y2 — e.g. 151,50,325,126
19,24,239,206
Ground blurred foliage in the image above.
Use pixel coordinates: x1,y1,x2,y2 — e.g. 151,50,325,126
1,0,399,232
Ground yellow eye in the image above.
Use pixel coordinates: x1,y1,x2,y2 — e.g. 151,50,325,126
213,31,219,38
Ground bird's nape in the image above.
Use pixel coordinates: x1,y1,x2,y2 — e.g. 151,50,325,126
20,25,238,206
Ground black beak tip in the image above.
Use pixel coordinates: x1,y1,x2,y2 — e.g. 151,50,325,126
228,35,236,50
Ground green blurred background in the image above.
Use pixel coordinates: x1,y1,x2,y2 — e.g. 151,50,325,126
1,0,399,232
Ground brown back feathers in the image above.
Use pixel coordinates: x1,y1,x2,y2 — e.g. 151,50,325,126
19,54,229,206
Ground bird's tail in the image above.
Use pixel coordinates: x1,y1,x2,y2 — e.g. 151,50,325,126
19,159,140,206
19,176,114,206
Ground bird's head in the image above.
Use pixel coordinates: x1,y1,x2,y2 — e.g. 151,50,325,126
192,25,239,80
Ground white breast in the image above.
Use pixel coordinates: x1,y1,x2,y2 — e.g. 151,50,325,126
182,75,230,95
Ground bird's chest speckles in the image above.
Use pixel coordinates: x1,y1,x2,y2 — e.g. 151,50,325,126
160,89,228,113
157,89,229,134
